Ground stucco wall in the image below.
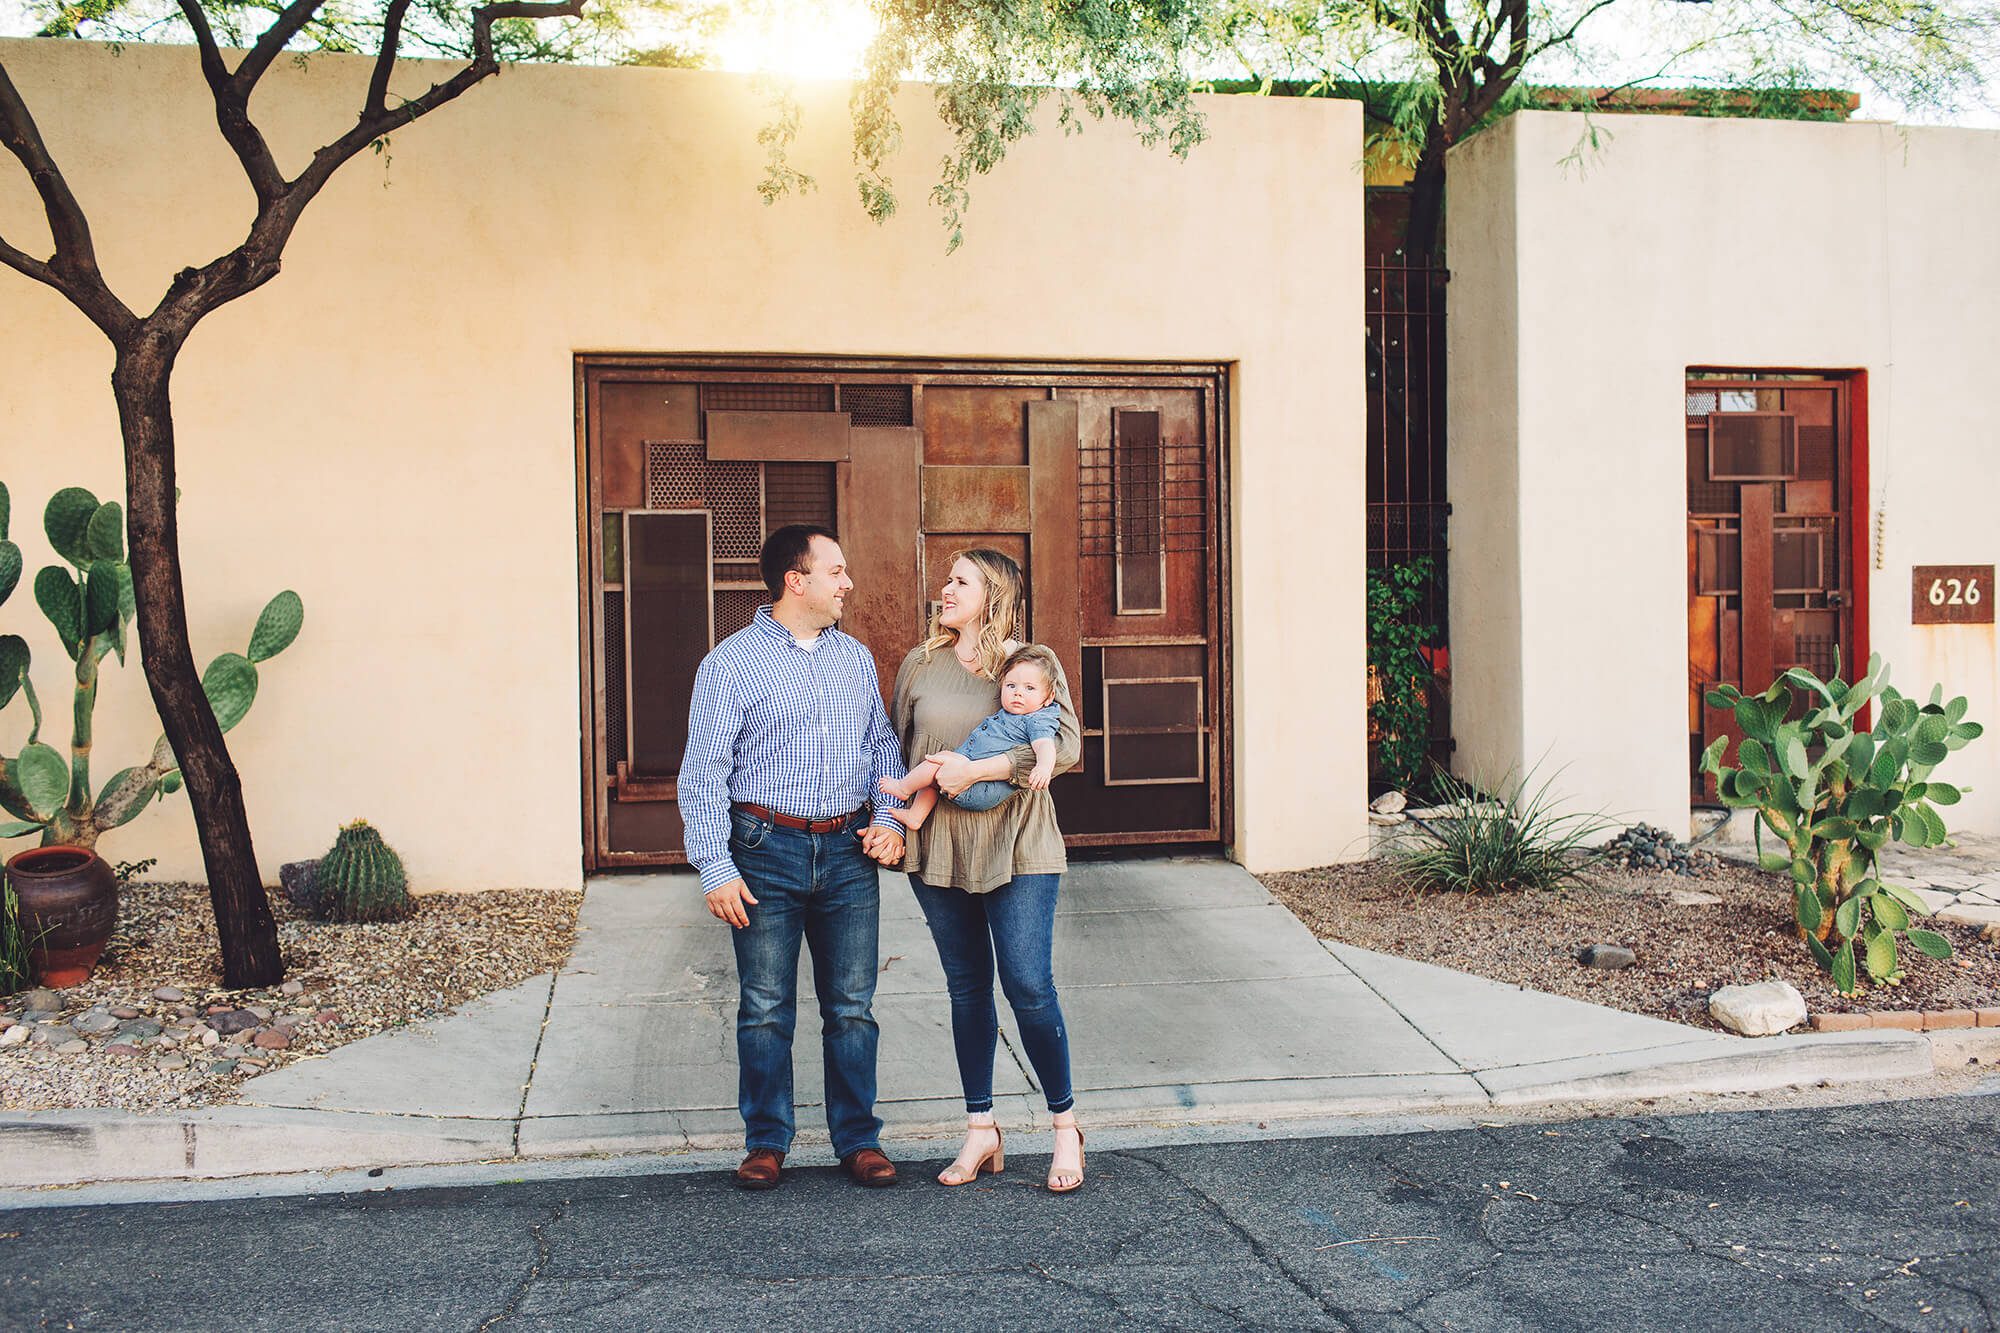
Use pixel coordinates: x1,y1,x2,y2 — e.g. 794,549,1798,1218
1448,110,2000,836
0,39,1366,887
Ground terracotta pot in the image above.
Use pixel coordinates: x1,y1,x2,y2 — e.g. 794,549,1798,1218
6,845,119,988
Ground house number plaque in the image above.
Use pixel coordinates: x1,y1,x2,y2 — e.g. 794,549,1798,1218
1912,565,1994,625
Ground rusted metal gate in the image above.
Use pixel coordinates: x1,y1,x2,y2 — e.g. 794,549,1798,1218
575,357,1232,870
1687,373,1865,796
1366,257,1451,769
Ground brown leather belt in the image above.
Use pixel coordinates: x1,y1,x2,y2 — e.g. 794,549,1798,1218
732,801,867,834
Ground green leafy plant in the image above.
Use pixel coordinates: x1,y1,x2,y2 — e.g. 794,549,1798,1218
113,857,158,886
0,481,303,850
1391,764,1616,894
1700,655,1978,995
315,819,412,923
1368,556,1438,793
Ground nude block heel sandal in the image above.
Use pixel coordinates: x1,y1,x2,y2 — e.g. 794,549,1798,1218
1047,1124,1085,1194
938,1126,1005,1186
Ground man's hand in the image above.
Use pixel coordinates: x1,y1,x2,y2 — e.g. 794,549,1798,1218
859,826,905,865
705,879,758,928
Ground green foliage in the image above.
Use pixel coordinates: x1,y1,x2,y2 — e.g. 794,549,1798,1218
316,820,412,923
112,856,157,886
1,880,29,996
1699,655,1980,995
0,481,303,851
1367,557,1438,793
1390,765,1616,894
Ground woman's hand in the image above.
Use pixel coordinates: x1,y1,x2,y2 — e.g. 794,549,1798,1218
926,751,1011,797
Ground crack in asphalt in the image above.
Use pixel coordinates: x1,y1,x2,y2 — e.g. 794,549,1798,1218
477,1197,567,1331
1122,1149,1360,1330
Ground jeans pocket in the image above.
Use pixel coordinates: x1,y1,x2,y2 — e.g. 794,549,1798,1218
730,811,772,851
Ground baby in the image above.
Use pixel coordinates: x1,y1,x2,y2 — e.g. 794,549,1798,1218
881,644,1062,831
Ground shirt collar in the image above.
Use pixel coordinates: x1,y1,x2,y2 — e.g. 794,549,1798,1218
754,603,840,651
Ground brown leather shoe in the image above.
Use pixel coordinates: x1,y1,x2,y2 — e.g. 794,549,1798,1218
735,1148,785,1190
841,1147,899,1188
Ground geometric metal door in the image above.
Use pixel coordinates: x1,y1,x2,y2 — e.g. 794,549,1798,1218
576,358,1231,870
1687,372,1860,797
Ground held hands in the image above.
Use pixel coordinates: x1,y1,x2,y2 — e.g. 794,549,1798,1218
705,879,758,928
858,825,905,865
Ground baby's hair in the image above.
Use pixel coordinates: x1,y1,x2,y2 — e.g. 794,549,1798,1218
1000,644,1061,692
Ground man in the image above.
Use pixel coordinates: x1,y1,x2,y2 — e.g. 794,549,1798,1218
680,524,909,1190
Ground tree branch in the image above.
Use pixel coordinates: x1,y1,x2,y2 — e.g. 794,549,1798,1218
365,0,415,119
177,0,289,205
0,57,134,337
231,0,333,94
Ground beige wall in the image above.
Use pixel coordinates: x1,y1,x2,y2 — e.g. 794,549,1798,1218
1449,110,2000,836
0,38,1367,887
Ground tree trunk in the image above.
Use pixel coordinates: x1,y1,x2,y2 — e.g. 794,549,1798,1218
1405,135,1448,265
112,338,282,989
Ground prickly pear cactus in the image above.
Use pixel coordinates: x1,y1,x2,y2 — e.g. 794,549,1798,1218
315,819,412,923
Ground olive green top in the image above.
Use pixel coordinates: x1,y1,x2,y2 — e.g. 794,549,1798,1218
890,645,1081,893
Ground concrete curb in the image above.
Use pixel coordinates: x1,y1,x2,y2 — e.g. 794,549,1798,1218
0,1028,1951,1191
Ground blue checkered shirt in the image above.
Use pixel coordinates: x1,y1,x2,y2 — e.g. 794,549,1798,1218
680,604,907,893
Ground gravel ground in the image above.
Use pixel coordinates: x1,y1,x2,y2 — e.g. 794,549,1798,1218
1260,856,2000,1029
1,881,578,1112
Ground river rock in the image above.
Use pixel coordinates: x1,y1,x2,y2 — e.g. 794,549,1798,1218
1370,790,1409,815
21,989,61,1014
1670,890,1724,907
1709,980,1807,1036
73,1011,120,1035
54,1039,88,1055
152,986,185,1002
278,859,320,911
208,1009,261,1035
0,1025,28,1047
252,1029,292,1050
1577,944,1637,970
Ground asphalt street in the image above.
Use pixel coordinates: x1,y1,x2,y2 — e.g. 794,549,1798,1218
3,1093,1996,1332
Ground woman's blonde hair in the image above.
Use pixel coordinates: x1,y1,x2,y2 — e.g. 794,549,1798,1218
921,548,1024,679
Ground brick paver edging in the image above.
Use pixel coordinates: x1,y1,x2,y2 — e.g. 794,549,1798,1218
1813,1008,2000,1032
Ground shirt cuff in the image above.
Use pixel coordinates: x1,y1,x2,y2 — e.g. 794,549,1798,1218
696,856,744,894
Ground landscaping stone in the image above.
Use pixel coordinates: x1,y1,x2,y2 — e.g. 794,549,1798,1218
200,1029,220,1047
1670,890,1724,907
103,1042,142,1057
1923,1010,1977,1030
1709,980,1807,1036
115,1019,162,1041
208,1010,260,1035
207,1059,238,1075
1908,887,1959,914
1871,1011,1925,1031
245,1004,273,1021
0,1025,28,1047
109,1006,142,1020
151,986,184,1002
54,1039,88,1055
1367,812,1406,826
30,1024,71,1045
1939,903,2000,928
157,1053,187,1071
22,989,61,1013
73,1011,120,1035
252,1030,291,1050
1370,790,1408,815
1577,944,1636,970
278,858,320,911
280,979,305,996
1603,824,1720,877
1812,1013,1871,1032
315,1011,342,1025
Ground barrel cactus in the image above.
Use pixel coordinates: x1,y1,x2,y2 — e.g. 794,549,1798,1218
1700,654,1981,995
315,819,412,923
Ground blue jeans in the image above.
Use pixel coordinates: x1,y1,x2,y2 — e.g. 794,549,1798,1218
947,778,1015,812
910,873,1074,1115
727,808,883,1158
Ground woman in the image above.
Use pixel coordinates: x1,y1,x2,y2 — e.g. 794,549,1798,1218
890,549,1086,1192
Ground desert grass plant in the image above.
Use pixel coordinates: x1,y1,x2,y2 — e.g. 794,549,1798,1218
1390,765,1618,895
1,880,30,996
1699,654,1978,995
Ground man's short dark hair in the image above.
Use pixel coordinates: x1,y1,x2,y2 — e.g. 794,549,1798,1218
761,524,838,599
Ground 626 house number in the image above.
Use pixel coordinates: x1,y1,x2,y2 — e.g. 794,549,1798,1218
1928,575,1983,607
1913,565,1996,625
